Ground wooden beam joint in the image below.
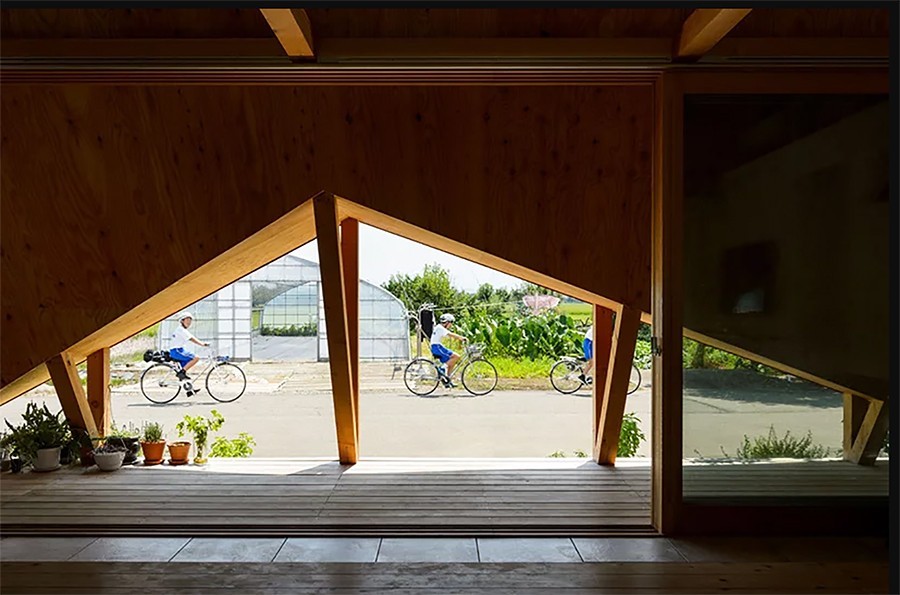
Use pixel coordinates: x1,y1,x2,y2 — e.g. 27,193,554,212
45,352,98,438
676,9,752,60
260,9,314,58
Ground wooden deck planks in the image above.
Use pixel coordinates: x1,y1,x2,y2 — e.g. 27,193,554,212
0,459,886,535
0,561,888,594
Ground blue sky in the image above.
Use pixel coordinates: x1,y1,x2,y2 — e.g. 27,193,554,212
293,224,522,292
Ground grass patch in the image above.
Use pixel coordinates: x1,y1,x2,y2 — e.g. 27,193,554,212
557,302,592,322
491,356,555,379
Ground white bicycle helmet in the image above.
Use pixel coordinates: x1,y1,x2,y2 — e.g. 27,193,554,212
178,311,194,321
439,313,455,323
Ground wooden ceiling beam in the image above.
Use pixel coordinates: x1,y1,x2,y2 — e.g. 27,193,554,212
260,8,314,58
0,38,284,58
676,8,752,60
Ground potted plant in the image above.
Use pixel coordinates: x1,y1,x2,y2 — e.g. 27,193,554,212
3,403,72,472
167,440,191,466
140,422,166,465
93,441,127,472
106,422,141,465
176,410,225,465
72,428,101,467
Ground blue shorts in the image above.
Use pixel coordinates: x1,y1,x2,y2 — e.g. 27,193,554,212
431,343,455,364
583,338,593,361
169,347,195,365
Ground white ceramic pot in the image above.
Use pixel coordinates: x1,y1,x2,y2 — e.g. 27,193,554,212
34,447,61,472
94,451,125,472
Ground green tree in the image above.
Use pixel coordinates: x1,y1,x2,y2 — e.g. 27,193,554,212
382,264,470,313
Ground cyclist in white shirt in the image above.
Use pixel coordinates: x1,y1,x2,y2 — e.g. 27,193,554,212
169,312,209,380
579,324,594,385
431,313,468,386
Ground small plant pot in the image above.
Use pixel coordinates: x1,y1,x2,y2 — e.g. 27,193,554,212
107,437,141,465
34,447,61,472
140,441,166,465
167,441,191,465
1,458,10,472
94,451,125,472
10,456,24,473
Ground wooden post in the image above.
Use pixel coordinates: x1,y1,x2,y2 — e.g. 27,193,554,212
590,306,615,463
313,192,359,464
341,217,360,440
86,348,111,436
842,392,867,454
651,73,684,534
46,352,99,438
594,305,641,464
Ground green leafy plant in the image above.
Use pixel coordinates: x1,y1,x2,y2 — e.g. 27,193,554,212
572,449,588,458
141,422,164,443
727,426,830,460
618,412,645,458
548,450,567,458
210,433,256,458
3,403,73,462
94,442,127,454
176,410,225,459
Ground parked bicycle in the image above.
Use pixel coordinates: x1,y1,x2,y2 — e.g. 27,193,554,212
404,343,498,397
549,356,642,395
141,348,247,404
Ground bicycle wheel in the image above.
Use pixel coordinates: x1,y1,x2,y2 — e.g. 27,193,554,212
627,364,642,395
206,362,247,403
550,360,584,394
140,363,181,404
461,359,498,396
404,358,440,396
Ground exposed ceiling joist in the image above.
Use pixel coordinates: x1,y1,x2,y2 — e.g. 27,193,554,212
260,8,314,58
676,8,752,60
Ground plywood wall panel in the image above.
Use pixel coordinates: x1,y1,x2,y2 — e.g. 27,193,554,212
1,84,653,388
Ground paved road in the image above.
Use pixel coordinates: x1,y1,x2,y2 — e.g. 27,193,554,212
0,379,844,459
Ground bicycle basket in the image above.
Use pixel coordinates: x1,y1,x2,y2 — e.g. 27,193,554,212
466,343,484,358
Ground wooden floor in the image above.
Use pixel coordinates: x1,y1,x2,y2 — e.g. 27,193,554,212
1,458,887,536
0,459,652,535
0,560,889,594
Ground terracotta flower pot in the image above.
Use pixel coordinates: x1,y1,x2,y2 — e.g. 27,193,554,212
140,441,166,465
167,441,191,465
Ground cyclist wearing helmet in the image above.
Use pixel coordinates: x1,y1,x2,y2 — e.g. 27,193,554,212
431,313,468,382
169,312,209,380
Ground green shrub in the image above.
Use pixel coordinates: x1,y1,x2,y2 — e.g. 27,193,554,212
210,433,256,458
260,323,317,337
572,449,588,458
634,340,652,370
548,450,566,458
728,426,830,460
618,412,645,458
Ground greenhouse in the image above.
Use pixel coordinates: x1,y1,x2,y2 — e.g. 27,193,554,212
157,254,410,362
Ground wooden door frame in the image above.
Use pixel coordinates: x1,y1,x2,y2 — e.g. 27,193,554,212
653,67,890,535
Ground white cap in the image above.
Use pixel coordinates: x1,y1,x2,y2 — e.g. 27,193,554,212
178,312,193,321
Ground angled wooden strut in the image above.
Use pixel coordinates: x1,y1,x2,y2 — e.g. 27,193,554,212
590,306,616,463
676,9,752,60
86,348,111,437
842,393,888,465
46,352,99,438
594,305,641,464
260,9,314,58
341,218,361,440
314,193,359,464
